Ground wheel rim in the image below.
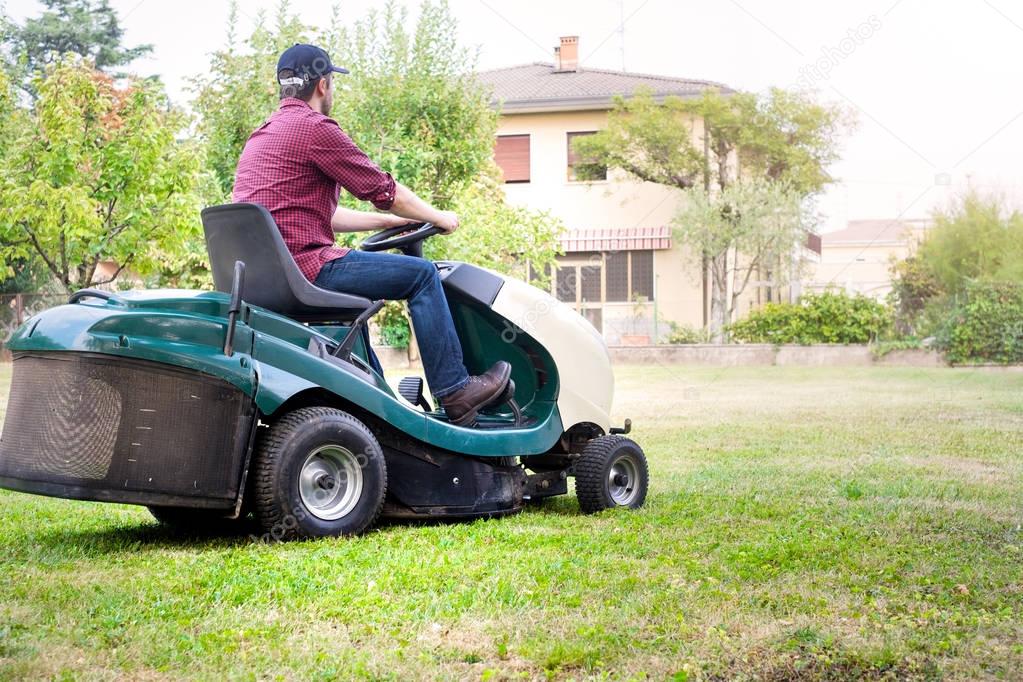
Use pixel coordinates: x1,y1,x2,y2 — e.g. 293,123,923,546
608,453,640,506
299,445,364,521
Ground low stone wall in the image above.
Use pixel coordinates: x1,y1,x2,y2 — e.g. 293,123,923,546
0,344,948,368
608,344,946,368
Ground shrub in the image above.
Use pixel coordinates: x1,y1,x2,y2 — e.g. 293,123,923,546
665,321,709,344
939,282,1023,364
729,291,891,344
376,301,411,349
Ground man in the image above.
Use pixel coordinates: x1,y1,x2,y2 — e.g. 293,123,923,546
233,44,510,426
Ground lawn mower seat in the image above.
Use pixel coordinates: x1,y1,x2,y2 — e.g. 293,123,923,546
201,203,374,322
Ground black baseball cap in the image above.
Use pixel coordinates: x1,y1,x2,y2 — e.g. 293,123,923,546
276,44,349,87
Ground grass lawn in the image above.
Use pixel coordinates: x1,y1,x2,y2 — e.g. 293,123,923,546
0,363,1021,680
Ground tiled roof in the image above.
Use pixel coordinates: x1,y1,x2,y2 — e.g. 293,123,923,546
476,62,733,113
560,226,672,252
823,219,930,246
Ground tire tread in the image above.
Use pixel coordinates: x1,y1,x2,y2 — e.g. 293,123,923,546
574,435,648,513
252,406,387,540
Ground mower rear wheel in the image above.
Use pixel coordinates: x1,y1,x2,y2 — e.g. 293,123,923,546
574,435,649,513
252,407,387,540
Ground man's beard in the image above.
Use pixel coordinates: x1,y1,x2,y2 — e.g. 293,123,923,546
319,96,332,116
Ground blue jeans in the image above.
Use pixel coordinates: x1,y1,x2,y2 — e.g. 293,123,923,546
314,250,470,399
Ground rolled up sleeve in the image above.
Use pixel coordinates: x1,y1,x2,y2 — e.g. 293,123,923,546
309,120,396,210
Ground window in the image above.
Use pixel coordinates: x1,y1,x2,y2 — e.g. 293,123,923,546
580,265,601,302
567,132,606,181
550,251,656,305
555,268,576,303
494,135,530,183
631,251,654,300
605,252,628,302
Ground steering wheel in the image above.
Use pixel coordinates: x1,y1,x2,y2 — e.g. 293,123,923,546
360,222,443,257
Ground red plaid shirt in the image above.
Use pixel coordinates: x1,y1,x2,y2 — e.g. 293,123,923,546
232,98,397,282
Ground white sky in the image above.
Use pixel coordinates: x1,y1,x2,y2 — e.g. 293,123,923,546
5,0,1023,231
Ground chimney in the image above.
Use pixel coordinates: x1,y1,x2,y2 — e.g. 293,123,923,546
555,36,579,72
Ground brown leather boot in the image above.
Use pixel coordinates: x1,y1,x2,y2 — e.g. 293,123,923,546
440,361,512,426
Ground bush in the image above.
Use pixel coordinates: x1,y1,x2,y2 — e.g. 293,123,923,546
665,321,709,344
939,282,1023,364
729,291,892,344
376,301,411,349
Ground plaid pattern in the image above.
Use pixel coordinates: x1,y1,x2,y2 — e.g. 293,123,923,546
233,98,397,282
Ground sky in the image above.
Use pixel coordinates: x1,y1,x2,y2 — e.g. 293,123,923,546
5,0,1023,232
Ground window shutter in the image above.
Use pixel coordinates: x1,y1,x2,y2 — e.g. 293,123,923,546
494,135,530,183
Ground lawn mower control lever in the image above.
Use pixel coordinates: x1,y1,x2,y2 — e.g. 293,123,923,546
223,260,245,357
332,299,386,361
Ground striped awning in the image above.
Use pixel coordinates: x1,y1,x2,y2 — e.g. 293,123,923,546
560,226,672,253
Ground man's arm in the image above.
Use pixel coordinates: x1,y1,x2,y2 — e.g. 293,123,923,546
387,182,459,234
330,206,412,233
309,121,459,233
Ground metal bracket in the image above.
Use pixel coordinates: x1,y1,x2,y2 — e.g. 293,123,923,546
610,418,632,435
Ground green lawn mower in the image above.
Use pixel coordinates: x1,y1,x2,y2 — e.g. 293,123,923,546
0,203,649,539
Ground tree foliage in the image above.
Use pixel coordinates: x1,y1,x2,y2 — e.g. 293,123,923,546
325,0,497,209
3,0,152,87
674,178,811,339
888,255,943,335
915,191,1023,292
572,88,846,196
0,58,208,292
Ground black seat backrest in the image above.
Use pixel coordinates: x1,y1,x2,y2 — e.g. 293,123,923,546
200,203,373,322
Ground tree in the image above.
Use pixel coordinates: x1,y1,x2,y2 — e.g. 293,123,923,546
673,179,811,339
571,87,846,339
887,191,1023,340
0,58,208,293
915,191,1023,292
4,0,152,79
888,255,943,336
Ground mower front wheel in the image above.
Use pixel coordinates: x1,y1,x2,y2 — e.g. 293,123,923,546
574,435,649,513
252,407,387,540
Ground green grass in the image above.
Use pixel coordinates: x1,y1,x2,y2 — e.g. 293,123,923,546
0,364,1021,680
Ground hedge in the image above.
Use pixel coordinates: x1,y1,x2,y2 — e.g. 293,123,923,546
729,291,891,344
942,282,1023,364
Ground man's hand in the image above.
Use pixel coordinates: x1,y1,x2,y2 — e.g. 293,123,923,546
434,210,459,234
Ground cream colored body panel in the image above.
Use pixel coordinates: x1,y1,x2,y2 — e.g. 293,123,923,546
491,276,613,433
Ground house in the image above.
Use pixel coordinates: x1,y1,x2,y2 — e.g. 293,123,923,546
477,36,738,344
805,219,930,299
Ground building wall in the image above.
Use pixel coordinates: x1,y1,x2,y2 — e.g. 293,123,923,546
808,243,909,298
805,226,929,299
495,110,706,335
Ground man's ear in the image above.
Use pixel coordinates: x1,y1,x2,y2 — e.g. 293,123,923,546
317,76,330,97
